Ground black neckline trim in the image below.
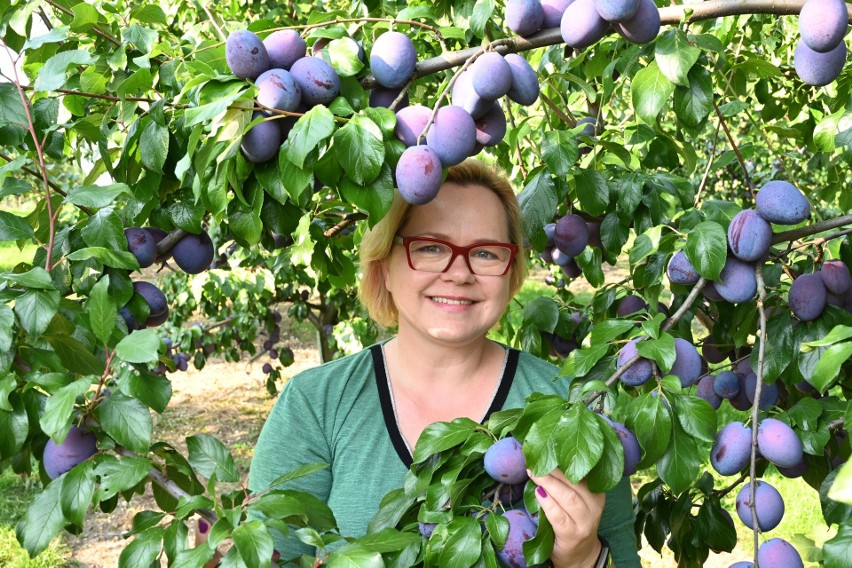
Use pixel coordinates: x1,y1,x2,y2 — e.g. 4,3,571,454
371,344,520,469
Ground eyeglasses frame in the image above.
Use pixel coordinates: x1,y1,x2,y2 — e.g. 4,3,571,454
394,235,518,276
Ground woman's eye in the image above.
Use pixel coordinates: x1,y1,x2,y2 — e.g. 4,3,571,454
473,249,499,260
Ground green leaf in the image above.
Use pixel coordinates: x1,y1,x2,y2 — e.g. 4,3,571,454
436,516,481,568
81,207,127,250
327,546,384,568
140,120,169,174
523,297,559,333
0,83,28,126
630,393,672,467
673,64,713,128
554,405,604,483
671,394,716,443
286,106,335,168
70,3,99,32
88,275,115,344
823,520,852,568
631,61,675,124
828,460,852,505
752,313,795,381
119,526,164,568
61,460,96,527
574,169,609,217
636,334,676,375
412,419,478,464
14,289,61,336
327,38,364,77
15,478,65,557
166,201,205,234
657,420,701,495
655,29,701,87
231,520,275,567
470,0,495,37
562,344,608,379
94,454,151,501
811,342,852,393
542,130,578,176
0,374,14,412
267,462,330,489
97,393,152,454
115,329,161,364
590,320,635,345
333,114,384,185
130,5,168,26
119,372,173,414
66,247,140,270
34,50,97,92
802,325,852,348
518,172,557,243
39,377,92,442
45,335,107,375
0,210,34,241
0,393,28,460
523,515,555,566
1,266,55,289
339,164,394,227
684,221,726,280
187,434,240,482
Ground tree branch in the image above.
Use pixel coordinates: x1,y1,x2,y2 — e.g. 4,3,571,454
771,214,852,245
45,0,121,46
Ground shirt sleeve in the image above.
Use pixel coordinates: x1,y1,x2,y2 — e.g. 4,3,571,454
599,476,641,568
247,377,333,560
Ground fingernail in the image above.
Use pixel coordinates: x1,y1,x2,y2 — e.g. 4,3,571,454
272,550,281,560
536,486,548,498
198,518,209,534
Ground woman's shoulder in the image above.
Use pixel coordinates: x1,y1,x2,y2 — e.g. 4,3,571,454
281,343,383,401
513,348,561,376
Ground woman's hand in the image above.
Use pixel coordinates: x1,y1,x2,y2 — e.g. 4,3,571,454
527,469,605,568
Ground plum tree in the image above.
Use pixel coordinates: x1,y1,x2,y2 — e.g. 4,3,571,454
471,52,513,101
788,272,828,321
289,56,340,105
735,481,785,531
425,105,477,166
43,426,98,480
613,0,661,44
798,0,848,53
554,213,589,256
394,105,432,147
755,180,811,224
226,30,269,80
395,145,444,205
505,0,545,37
714,256,757,303
757,418,804,469
794,40,848,86
133,281,169,327
496,509,538,568
504,54,540,106
241,112,282,163
124,227,158,269
727,209,772,262
370,31,417,88
593,0,639,23
263,29,307,70
541,0,573,28
757,538,805,568
484,437,529,484
617,338,653,386
670,338,702,387
711,422,753,476
171,231,216,275
255,69,302,112
561,0,609,48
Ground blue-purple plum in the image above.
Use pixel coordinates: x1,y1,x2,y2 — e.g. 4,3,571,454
613,0,661,44
506,0,546,37
496,509,538,568
43,426,98,479
504,54,540,106
554,213,589,257
776,458,807,478
702,281,724,302
451,70,492,119
256,69,302,112
794,39,847,86
757,538,804,568
550,247,572,267
606,418,641,475
742,372,779,410
495,482,527,506
710,422,753,476
727,209,772,262
370,31,417,89
471,52,513,100
241,112,282,163
290,57,340,105
594,0,639,22
757,417,804,468
562,259,583,278
548,333,579,358
755,180,811,225
475,102,507,147
617,338,653,386
728,375,754,411
540,247,554,263
263,30,306,70
172,231,215,275
425,105,477,166
714,257,757,304
702,336,732,364
226,30,269,80
125,227,157,269
617,294,647,317
667,250,700,285
544,222,556,246
395,145,443,205
799,0,848,53
369,86,409,109
395,105,431,147
133,281,169,327
542,0,574,27
484,437,529,484
713,370,740,399
729,560,754,567
671,338,702,387
561,0,610,49
789,272,827,321
418,522,437,538
120,307,139,331
736,480,784,531
586,221,602,248
576,116,597,137
697,375,722,409
819,259,851,295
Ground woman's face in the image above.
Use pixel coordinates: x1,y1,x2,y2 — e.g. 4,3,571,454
383,181,514,347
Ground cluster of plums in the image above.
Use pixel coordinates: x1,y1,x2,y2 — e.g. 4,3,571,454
538,214,603,279
261,311,295,374
794,0,849,86
788,258,852,321
121,227,216,331
711,418,806,567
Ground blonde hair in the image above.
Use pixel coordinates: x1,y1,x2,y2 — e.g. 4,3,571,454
359,159,527,328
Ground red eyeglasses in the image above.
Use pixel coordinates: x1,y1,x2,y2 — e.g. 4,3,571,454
394,235,518,276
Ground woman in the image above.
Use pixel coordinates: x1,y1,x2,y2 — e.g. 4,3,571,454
248,160,640,567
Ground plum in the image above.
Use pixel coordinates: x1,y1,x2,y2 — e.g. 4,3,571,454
370,31,417,89
172,231,215,275
616,294,647,317
713,370,740,399
755,180,811,225
255,69,301,113
241,111,282,163
736,480,784,531
369,85,409,109
470,52,513,101
290,56,340,105
548,333,579,358
418,522,437,538
757,417,804,468
504,53,540,106
451,70,493,119
496,509,538,568
120,306,139,331
495,481,526,506
799,0,848,53
562,259,583,278
395,145,444,205
475,102,507,146
727,209,772,262
710,421,752,476
696,375,722,409
670,338,702,387
789,272,827,321
394,104,432,147
561,0,610,49
742,372,779,410
506,0,546,37
484,437,529,484
667,250,700,285
125,227,157,269
425,105,477,166
613,0,661,44
757,538,804,568
776,458,807,478
617,338,653,386
43,426,98,479
226,30,269,80
554,213,589,257
263,30,306,70
714,256,756,304
605,418,641,475
729,562,754,568
541,0,574,28
819,259,851,295
550,247,572,266
795,39,848,86
133,281,169,327
701,336,731,364
594,0,639,23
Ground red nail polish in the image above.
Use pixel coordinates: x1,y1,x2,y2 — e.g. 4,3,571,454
536,486,548,498
198,518,209,534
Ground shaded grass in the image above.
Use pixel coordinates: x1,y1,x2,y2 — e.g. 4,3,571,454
0,242,37,272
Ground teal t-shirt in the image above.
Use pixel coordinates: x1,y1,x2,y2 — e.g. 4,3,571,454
248,343,640,567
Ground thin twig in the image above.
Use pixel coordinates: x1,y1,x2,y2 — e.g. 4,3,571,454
750,266,768,562
713,100,754,194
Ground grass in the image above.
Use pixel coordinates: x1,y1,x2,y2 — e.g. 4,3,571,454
0,469,77,568
0,241,37,272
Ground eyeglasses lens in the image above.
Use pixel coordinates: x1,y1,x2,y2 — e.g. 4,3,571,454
407,239,512,276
